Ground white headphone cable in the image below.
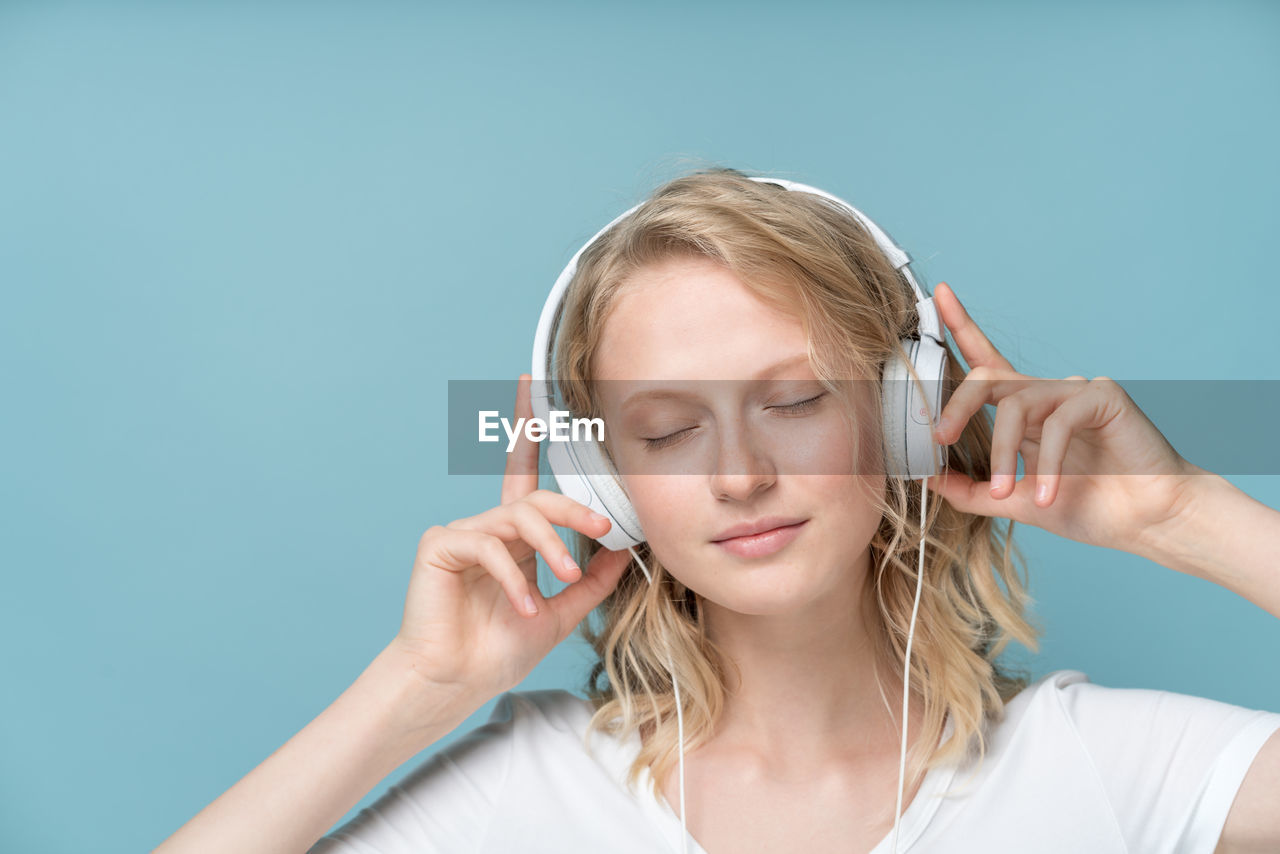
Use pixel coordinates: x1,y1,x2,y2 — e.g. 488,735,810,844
891,474,929,854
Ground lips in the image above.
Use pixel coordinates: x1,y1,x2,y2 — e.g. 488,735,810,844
711,516,808,542
712,520,808,558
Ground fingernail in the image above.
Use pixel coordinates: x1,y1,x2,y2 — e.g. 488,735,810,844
523,594,538,616
562,554,581,577
591,512,610,525
990,474,1012,494
934,416,951,440
1036,483,1049,504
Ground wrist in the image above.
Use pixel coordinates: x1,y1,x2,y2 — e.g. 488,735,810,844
1137,466,1280,619
1133,463,1237,580
357,643,488,755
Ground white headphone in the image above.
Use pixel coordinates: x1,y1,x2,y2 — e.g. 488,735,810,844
530,176,947,854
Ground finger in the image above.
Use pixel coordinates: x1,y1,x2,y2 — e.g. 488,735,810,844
933,282,1015,374
451,489,613,581
425,527,544,617
543,547,632,645
923,470,1037,522
988,390,1031,499
934,366,1029,445
1017,436,1043,480
1033,380,1112,507
501,374,541,506
519,488,615,543
452,499,583,585
988,380,1087,499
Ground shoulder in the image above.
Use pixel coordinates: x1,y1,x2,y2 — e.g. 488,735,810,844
1003,667,1280,738
389,689,595,789
307,689,596,853
309,689,637,854
997,667,1280,758
466,688,612,761
489,688,642,788
986,668,1090,743
991,668,1280,852
487,688,596,733
1001,667,1090,714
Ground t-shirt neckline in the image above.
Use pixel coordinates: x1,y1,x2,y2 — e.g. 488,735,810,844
633,713,961,854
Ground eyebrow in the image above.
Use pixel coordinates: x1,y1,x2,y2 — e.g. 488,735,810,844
617,353,813,412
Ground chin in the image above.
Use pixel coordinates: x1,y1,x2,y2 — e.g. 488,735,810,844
710,593,823,619
699,564,829,616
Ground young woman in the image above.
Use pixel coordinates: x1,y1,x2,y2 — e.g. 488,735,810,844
155,168,1280,854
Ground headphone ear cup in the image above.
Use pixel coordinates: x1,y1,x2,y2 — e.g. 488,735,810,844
882,337,949,479
881,350,910,479
562,436,645,550
533,378,644,551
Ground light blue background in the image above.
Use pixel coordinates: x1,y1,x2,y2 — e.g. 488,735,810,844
3,2,1278,851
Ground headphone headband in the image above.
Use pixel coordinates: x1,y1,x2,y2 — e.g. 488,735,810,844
531,176,942,404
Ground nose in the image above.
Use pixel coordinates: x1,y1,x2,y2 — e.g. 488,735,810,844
709,423,777,502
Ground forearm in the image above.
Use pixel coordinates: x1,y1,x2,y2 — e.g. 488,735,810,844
1137,465,1280,620
154,643,485,854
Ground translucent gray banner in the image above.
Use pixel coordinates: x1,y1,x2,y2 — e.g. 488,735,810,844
446,379,1280,476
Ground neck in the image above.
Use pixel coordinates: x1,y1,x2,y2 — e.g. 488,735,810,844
699,548,922,767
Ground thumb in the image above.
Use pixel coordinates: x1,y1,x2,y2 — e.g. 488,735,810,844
546,547,632,643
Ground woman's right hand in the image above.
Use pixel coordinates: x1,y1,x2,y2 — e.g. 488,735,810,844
388,373,633,703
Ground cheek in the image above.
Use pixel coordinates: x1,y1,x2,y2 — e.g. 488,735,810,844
620,475,696,550
789,407,869,476
835,473,886,522
808,475,886,570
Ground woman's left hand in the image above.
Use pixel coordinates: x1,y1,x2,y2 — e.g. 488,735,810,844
925,282,1201,554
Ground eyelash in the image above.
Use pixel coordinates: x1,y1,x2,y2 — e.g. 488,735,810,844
642,393,828,450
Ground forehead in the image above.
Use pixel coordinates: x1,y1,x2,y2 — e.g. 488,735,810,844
593,255,810,383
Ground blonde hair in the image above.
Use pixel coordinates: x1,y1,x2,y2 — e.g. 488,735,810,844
553,163,1041,800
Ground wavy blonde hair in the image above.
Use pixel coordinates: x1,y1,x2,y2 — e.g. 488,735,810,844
551,164,1041,801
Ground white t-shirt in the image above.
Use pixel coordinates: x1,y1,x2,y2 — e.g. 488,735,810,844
308,669,1280,853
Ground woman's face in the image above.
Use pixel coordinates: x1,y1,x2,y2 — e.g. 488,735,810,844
593,254,886,616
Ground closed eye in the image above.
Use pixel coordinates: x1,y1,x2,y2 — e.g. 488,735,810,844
642,428,694,450
772,392,826,414
641,393,827,450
